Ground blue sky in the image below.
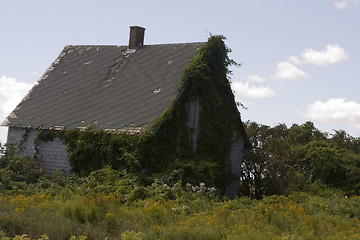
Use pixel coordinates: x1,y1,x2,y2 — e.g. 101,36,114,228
1,0,360,144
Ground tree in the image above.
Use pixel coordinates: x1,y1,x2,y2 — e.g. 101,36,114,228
240,121,360,198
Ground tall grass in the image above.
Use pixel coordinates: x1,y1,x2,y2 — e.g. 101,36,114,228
1,190,360,239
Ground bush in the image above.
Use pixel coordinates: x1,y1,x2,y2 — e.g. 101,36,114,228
0,143,46,191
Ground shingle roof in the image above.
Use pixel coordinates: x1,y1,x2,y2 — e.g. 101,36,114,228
2,43,204,132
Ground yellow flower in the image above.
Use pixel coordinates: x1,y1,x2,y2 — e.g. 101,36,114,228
105,212,115,219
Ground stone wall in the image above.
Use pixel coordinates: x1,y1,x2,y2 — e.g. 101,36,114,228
7,127,70,175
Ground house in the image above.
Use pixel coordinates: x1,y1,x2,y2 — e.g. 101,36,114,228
2,26,250,198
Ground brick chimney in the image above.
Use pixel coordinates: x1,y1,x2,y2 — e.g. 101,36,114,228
129,26,145,49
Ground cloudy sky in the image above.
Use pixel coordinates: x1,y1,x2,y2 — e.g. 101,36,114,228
0,0,359,143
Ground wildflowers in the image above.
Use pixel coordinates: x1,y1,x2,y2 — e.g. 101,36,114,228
1,189,360,239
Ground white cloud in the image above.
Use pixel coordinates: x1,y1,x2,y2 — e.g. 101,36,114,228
334,1,349,9
300,45,348,66
0,76,33,122
288,55,302,65
232,81,277,99
289,44,348,66
247,74,267,83
334,0,358,9
271,62,309,80
301,98,360,129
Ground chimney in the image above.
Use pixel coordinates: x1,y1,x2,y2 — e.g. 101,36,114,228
129,26,145,49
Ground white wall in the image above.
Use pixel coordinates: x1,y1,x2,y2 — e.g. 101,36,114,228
0,126,8,145
7,127,70,175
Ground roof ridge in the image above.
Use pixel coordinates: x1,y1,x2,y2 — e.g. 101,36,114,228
64,42,205,48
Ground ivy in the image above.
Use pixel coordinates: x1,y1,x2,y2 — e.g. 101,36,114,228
137,35,244,193
62,127,141,177
18,128,30,151
35,130,59,145
34,130,62,160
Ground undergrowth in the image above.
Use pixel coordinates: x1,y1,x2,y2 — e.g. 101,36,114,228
1,182,359,239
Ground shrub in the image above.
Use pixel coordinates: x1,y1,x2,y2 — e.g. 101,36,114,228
0,143,46,191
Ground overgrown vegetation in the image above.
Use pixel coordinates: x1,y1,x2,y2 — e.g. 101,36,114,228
1,121,360,239
137,35,245,191
0,143,45,191
0,193,354,239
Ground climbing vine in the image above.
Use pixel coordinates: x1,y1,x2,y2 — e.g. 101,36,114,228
63,127,141,177
18,128,30,151
138,35,245,192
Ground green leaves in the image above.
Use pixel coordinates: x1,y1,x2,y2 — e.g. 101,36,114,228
62,128,140,177
241,121,360,198
0,142,46,191
302,141,346,187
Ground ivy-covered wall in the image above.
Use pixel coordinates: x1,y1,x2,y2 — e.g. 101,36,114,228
137,35,246,193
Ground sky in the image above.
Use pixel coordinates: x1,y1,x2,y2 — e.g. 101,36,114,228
1,0,360,144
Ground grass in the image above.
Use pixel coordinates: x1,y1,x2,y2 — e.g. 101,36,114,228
1,190,360,239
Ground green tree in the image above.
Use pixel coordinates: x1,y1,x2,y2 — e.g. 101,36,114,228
240,121,360,198
240,122,294,198
301,141,346,187
331,129,360,154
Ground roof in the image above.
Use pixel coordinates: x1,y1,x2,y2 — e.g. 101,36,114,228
2,43,204,133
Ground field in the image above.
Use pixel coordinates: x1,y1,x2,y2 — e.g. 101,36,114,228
1,121,360,239
1,179,360,239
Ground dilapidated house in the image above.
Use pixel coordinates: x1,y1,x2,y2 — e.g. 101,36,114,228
2,26,250,198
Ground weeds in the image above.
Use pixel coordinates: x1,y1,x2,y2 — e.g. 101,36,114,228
1,188,360,239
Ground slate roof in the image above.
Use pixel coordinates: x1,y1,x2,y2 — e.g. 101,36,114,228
2,43,204,133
